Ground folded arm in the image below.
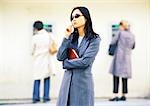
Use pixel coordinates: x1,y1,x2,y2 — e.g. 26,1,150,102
63,37,100,69
57,38,71,61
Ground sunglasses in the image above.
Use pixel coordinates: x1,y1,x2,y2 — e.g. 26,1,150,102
72,14,83,20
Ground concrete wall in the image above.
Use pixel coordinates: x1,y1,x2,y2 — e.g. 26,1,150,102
0,0,150,99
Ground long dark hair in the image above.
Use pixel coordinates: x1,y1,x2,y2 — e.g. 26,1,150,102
70,6,98,42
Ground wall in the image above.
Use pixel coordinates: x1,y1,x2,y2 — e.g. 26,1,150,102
0,2,3,87
0,0,150,99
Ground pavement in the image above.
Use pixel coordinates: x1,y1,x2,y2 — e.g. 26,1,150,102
0,98,150,106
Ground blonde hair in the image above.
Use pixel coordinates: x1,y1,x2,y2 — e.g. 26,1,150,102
119,20,130,30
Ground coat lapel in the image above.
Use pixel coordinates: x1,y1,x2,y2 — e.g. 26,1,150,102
78,37,90,57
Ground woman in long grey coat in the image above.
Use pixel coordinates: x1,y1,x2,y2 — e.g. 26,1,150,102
56,7,100,106
109,21,135,101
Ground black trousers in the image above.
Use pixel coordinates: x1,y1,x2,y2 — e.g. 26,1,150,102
113,76,128,93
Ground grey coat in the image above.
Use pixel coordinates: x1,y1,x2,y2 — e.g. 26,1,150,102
109,30,135,78
57,35,100,106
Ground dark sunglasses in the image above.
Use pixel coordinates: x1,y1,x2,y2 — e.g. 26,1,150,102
72,14,83,20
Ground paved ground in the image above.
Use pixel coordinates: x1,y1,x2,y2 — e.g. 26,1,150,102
0,98,150,106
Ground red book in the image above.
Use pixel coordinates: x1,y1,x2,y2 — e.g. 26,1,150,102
68,48,79,59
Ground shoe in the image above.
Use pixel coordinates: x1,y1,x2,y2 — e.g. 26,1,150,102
43,98,51,103
109,97,119,101
33,99,40,103
119,96,126,101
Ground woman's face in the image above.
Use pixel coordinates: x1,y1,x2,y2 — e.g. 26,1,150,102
71,9,86,29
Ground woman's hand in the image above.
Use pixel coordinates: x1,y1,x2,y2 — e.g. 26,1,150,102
65,25,73,39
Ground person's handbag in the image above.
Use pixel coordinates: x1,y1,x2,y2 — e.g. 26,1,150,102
108,43,118,56
108,33,120,56
49,41,57,55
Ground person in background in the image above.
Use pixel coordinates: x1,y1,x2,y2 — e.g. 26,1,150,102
109,20,135,101
32,21,53,103
56,6,100,106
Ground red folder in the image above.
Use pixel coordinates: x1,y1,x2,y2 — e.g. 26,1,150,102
68,48,79,59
